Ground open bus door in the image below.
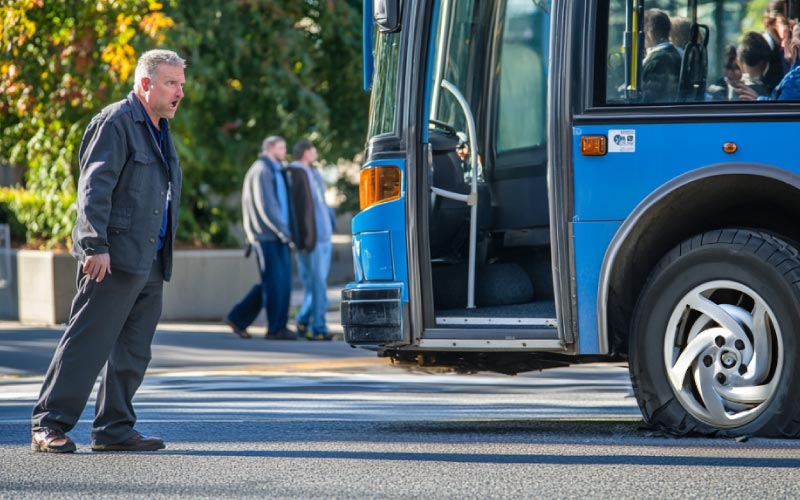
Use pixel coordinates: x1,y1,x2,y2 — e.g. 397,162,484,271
421,0,564,354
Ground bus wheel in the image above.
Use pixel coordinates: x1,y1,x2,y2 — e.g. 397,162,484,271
629,229,800,437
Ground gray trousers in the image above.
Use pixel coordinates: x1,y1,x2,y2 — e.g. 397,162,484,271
31,256,163,445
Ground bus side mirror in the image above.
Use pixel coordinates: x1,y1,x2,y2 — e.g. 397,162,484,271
374,0,401,33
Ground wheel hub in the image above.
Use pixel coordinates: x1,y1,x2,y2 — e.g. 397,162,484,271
663,280,783,428
720,350,738,369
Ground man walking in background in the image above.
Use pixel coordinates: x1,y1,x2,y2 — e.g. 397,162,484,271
225,136,296,340
31,49,186,453
287,140,335,341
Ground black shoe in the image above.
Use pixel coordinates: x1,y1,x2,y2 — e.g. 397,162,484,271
225,319,251,339
91,431,165,452
31,427,76,453
266,329,298,340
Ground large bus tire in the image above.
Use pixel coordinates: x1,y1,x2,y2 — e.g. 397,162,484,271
629,229,800,437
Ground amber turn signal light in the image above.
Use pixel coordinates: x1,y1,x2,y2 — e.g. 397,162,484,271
359,165,402,211
722,142,738,154
581,135,607,156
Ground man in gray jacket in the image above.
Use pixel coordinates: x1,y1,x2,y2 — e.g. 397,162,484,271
224,136,297,340
31,49,185,453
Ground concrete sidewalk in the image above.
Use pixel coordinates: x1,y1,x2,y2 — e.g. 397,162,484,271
0,283,346,336
0,233,354,324
0,284,371,377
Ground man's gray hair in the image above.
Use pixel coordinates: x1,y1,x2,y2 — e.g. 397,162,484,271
133,49,186,92
262,135,286,152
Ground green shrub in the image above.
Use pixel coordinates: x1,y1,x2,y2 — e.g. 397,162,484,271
0,190,26,244
0,187,76,249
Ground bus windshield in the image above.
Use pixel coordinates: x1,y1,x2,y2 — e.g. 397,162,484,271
429,0,477,134
429,0,550,152
368,31,402,140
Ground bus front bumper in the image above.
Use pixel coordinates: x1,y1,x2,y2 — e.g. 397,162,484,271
340,287,404,345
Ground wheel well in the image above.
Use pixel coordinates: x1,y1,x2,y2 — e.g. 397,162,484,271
605,172,800,356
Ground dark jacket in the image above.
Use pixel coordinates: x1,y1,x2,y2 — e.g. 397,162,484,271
285,164,316,252
641,43,682,102
71,92,182,280
764,34,787,92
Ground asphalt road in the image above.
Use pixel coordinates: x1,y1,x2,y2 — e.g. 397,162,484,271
1,322,798,499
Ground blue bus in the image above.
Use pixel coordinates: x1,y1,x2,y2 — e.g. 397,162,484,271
341,0,800,438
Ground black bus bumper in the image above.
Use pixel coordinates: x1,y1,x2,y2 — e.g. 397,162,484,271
340,287,404,345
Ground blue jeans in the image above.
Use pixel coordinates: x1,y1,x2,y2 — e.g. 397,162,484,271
295,241,332,334
226,240,291,335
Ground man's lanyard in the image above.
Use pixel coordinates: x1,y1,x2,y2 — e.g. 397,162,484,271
138,98,173,201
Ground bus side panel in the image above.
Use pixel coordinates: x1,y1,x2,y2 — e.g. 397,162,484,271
571,121,800,355
350,158,409,302
572,122,795,221
572,221,621,354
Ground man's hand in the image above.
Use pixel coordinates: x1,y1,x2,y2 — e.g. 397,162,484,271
83,253,111,282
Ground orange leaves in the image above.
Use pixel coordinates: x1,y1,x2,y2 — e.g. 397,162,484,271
0,63,34,118
140,11,175,44
101,9,176,82
1,0,179,247
101,13,137,83
101,42,137,83
2,0,39,50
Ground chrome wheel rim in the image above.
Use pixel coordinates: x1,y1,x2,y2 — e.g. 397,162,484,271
663,280,783,428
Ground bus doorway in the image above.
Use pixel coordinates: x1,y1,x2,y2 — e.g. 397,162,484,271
422,0,560,344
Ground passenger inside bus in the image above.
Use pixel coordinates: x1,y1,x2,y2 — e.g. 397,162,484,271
737,31,773,97
604,0,800,105
641,9,683,102
670,16,691,58
762,0,791,91
707,45,741,100
732,23,800,101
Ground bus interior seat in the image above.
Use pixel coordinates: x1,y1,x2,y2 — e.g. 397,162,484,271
488,148,550,248
428,130,492,261
428,135,545,310
432,260,535,310
677,23,709,101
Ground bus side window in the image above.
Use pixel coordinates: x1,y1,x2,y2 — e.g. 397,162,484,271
603,1,628,104
495,0,547,153
599,1,782,106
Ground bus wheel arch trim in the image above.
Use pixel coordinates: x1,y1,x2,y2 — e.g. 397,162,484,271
598,163,800,355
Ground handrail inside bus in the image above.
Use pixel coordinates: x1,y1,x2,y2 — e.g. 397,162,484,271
440,79,478,309
624,0,644,99
430,0,453,120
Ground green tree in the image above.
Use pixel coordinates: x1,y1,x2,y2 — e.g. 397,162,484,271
1,0,367,248
162,0,367,245
0,0,174,248
742,0,772,34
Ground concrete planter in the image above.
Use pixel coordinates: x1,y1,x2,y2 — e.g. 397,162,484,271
16,250,77,325
162,249,255,321
8,235,354,325
0,248,18,320
13,249,259,324
163,236,354,321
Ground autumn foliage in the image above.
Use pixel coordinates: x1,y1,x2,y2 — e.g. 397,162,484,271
0,0,367,248
0,0,176,248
